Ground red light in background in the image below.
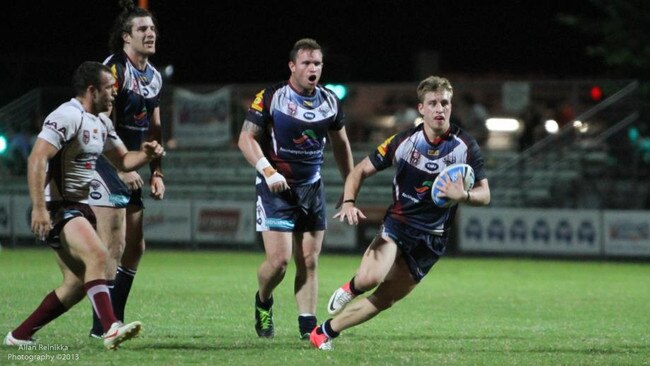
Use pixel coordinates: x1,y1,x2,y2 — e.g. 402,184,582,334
590,86,603,102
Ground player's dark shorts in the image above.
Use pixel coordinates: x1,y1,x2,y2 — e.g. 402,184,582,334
88,156,144,209
380,216,447,282
256,177,326,232
43,201,97,250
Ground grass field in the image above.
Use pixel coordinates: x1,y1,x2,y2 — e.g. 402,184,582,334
0,248,648,365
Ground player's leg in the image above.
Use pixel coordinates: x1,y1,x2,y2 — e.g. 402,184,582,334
112,204,144,323
312,254,417,349
89,205,125,337
5,249,85,345
293,230,324,338
254,230,293,337
327,234,398,315
62,216,141,348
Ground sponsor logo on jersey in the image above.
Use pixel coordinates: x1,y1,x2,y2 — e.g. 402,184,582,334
415,181,434,200
377,134,396,157
293,129,319,149
109,64,121,91
251,90,265,112
303,100,313,107
303,112,316,120
83,130,90,144
427,150,440,156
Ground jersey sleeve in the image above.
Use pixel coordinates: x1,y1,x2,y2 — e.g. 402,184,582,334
326,91,346,131
99,113,125,152
37,106,82,150
105,59,126,94
466,137,487,181
244,87,273,128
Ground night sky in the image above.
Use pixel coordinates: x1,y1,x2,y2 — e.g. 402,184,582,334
3,1,607,101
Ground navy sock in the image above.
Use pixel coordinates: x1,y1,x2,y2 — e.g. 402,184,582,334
255,291,273,310
322,319,340,339
112,267,136,322
298,315,317,334
349,276,364,296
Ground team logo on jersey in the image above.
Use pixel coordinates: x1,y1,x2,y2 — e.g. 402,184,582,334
288,102,298,116
427,149,440,156
415,181,434,200
410,149,421,165
83,130,90,144
443,155,457,165
251,90,265,112
293,129,319,149
377,134,396,157
318,105,330,117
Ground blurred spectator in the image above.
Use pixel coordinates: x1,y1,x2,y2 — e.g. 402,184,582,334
518,104,543,152
459,93,489,146
4,125,34,175
391,96,419,134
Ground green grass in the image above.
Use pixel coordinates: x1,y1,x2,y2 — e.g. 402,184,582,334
1,248,649,365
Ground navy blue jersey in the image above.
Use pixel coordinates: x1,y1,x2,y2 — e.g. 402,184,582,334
245,82,345,186
368,123,486,235
104,52,162,151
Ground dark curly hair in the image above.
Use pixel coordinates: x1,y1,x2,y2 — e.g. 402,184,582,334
108,0,159,54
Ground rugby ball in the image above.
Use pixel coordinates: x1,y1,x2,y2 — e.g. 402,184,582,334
431,163,475,208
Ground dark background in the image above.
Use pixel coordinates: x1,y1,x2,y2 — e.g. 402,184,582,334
2,1,609,102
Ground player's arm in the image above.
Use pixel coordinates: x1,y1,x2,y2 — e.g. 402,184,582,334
328,126,354,183
466,178,490,206
103,140,165,173
333,157,377,225
147,107,165,199
237,120,288,193
27,138,58,240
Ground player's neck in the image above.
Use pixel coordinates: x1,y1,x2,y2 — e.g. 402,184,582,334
75,96,97,116
124,49,149,71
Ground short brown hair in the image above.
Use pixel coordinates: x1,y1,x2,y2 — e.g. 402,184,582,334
289,38,322,62
417,76,453,103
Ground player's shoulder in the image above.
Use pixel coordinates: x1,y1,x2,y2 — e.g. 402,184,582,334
451,123,478,146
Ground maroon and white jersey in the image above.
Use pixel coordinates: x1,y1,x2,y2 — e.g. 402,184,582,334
37,98,124,203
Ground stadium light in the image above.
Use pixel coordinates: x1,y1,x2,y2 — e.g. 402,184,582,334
545,119,559,134
324,84,347,100
485,118,519,132
0,135,7,155
590,85,603,102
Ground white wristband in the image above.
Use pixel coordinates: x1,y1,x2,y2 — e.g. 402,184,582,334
255,157,272,175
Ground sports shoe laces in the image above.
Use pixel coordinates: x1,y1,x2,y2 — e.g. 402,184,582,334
258,308,272,329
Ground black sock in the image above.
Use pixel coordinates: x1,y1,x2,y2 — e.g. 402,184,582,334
255,291,273,310
349,276,365,296
112,267,136,322
322,319,340,339
298,315,317,334
90,280,114,335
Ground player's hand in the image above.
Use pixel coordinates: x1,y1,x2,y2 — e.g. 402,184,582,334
333,202,367,226
120,171,143,190
31,206,52,241
142,140,166,159
265,171,289,193
437,172,466,202
150,176,165,200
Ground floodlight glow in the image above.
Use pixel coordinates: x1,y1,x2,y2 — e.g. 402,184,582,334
485,118,519,132
324,84,347,100
545,119,559,134
0,135,7,155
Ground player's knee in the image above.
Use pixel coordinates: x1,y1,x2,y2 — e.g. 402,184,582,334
355,272,382,290
269,257,290,272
